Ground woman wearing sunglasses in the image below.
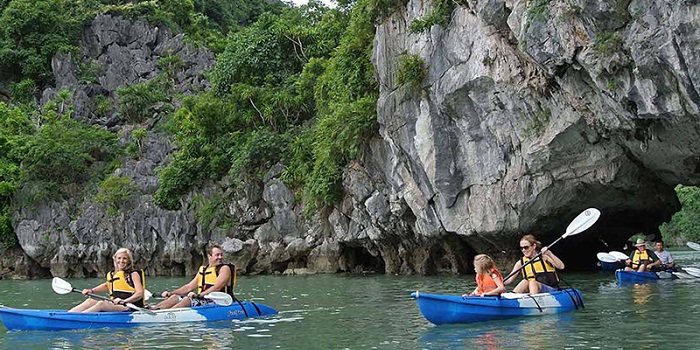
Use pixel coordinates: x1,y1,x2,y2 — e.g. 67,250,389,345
504,234,565,294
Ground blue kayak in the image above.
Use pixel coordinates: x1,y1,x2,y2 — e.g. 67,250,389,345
0,301,277,331
615,269,676,283
599,261,625,271
411,288,584,325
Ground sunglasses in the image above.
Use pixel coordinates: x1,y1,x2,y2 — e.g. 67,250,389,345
520,245,532,251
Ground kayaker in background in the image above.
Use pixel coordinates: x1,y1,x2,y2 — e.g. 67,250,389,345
624,238,661,272
504,234,564,294
654,241,675,271
465,254,505,297
69,248,145,312
150,243,234,309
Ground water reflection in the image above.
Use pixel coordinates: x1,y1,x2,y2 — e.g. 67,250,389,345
418,314,573,349
631,283,653,305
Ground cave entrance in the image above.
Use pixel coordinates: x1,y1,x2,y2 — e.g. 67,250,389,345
339,244,385,273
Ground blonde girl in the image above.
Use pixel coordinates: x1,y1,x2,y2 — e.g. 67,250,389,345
467,254,505,297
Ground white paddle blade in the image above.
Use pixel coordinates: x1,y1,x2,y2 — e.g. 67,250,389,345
597,252,617,263
144,289,153,301
687,242,700,251
673,272,696,279
51,277,73,295
564,208,601,238
683,267,700,278
609,251,629,260
204,292,233,306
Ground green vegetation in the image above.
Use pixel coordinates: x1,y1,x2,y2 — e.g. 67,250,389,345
117,75,172,123
409,0,454,33
96,175,138,215
156,0,381,212
660,185,700,244
593,31,622,54
0,102,33,248
523,108,550,137
0,0,396,247
0,0,98,87
396,54,426,88
606,78,620,91
527,0,551,22
126,127,147,159
20,100,119,186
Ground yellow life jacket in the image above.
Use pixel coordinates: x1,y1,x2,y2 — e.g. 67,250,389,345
107,269,145,307
631,249,653,269
520,256,560,287
196,264,235,296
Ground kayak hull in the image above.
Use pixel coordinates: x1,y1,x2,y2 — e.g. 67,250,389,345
615,269,676,283
0,301,277,331
599,261,625,271
411,288,584,325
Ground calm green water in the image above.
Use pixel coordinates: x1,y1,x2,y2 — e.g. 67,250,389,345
1,250,700,349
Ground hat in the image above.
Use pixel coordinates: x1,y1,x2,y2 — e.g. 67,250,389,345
634,238,646,247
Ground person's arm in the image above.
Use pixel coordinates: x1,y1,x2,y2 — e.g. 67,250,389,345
482,272,505,296
504,261,522,285
647,250,661,267
83,282,108,295
541,247,565,270
163,276,198,297
199,265,232,296
668,252,675,267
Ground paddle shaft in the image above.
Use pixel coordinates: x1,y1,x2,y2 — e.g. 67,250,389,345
504,236,564,283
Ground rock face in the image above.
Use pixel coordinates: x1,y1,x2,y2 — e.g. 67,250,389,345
7,1,700,278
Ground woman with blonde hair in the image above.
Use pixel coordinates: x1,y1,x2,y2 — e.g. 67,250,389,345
69,248,145,312
504,234,565,294
466,254,505,297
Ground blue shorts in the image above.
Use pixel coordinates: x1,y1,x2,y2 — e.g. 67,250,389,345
538,283,556,293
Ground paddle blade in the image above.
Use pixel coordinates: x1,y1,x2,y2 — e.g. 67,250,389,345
597,252,617,263
51,277,73,295
144,289,153,301
563,208,600,238
609,251,629,260
204,292,233,306
687,242,700,251
683,267,700,278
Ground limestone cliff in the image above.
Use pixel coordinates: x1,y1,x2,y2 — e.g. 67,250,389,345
6,0,700,278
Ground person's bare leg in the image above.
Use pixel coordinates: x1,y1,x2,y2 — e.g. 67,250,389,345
84,300,130,312
512,279,529,293
69,298,98,312
638,264,647,272
529,280,541,294
171,297,192,309
151,295,181,310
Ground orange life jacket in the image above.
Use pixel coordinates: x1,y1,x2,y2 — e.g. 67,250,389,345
475,268,504,295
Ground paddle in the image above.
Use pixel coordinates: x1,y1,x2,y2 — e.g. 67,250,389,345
687,242,700,251
504,208,601,283
597,252,618,263
683,267,700,278
143,289,233,306
608,251,629,261
51,277,155,315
